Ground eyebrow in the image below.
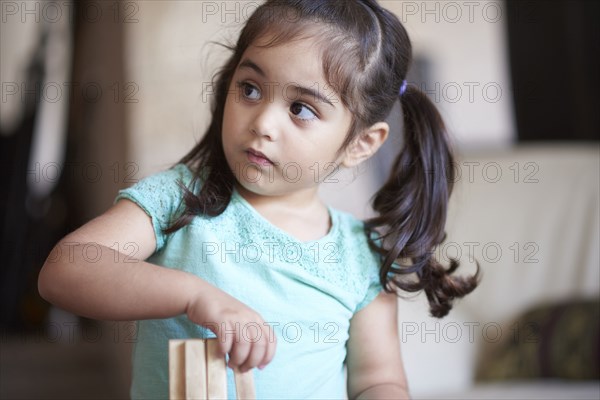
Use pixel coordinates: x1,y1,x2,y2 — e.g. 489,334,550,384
238,58,335,107
238,59,266,78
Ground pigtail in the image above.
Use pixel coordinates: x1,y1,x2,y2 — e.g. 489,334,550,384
366,85,479,318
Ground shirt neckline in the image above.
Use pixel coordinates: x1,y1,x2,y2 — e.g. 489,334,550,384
231,186,338,245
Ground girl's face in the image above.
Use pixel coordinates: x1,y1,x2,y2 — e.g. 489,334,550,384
221,33,354,201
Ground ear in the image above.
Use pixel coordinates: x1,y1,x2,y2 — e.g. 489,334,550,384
340,122,389,168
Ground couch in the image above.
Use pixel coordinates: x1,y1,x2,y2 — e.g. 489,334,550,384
394,143,600,399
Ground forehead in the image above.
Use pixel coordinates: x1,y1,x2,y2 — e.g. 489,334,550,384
241,22,357,108
242,33,324,80
239,33,344,107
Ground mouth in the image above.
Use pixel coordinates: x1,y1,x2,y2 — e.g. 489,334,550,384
246,148,274,166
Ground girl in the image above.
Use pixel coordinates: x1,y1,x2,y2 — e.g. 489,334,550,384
39,1,478,399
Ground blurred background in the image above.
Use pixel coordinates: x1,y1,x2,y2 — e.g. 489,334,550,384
1,0,598,399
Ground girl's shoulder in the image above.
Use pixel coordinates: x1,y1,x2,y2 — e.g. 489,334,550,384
329,207,371,242
116,163,198,210
114,163,198,251
328,207,380,264
142,163,196,187
326,207,383,312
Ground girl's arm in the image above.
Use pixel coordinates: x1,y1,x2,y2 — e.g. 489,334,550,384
346,292,410,400
38,199,275,372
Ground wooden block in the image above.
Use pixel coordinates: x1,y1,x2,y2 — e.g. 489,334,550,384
169,338,255,399
185,339,207,400
169,340,186,400
206,340,227,399
234,368,256,400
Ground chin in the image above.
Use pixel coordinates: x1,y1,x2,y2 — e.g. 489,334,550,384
236,175,274,194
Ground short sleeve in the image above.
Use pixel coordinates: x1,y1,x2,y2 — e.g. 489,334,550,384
353,224,384,313
354,272,383,312
114,164,195,252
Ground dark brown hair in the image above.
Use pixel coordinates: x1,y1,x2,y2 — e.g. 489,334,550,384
168,0,479,318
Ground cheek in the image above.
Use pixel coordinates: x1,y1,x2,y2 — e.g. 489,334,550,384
223,94,247,131
222,95,234,124
222,97,238,140
295,146,333,173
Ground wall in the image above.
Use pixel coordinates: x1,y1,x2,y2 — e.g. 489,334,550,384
383,0,516,149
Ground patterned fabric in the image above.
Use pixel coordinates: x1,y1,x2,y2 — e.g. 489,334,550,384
476,299,600,381
115,164,384,399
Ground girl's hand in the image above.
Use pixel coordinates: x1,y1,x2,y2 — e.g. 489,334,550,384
186,288,276,372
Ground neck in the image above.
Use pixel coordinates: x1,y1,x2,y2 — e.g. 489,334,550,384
234,183,325,214
234,183,332,242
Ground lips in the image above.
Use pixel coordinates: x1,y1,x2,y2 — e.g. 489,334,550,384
246,148,274,166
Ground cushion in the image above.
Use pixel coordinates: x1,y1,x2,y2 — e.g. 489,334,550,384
476,299,599,381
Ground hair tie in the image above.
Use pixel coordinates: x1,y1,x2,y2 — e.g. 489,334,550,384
399,80,407,96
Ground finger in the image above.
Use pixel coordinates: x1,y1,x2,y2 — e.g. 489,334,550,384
238,337,268,372
259,327,277,369
218,321,235,356
228,335,251,369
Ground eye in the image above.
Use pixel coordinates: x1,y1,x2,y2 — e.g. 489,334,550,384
237,81,261,101
290,102,317,121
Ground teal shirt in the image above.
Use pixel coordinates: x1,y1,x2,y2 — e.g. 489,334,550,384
115,164,383,399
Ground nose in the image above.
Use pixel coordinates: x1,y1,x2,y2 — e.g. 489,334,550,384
249,103,279,141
